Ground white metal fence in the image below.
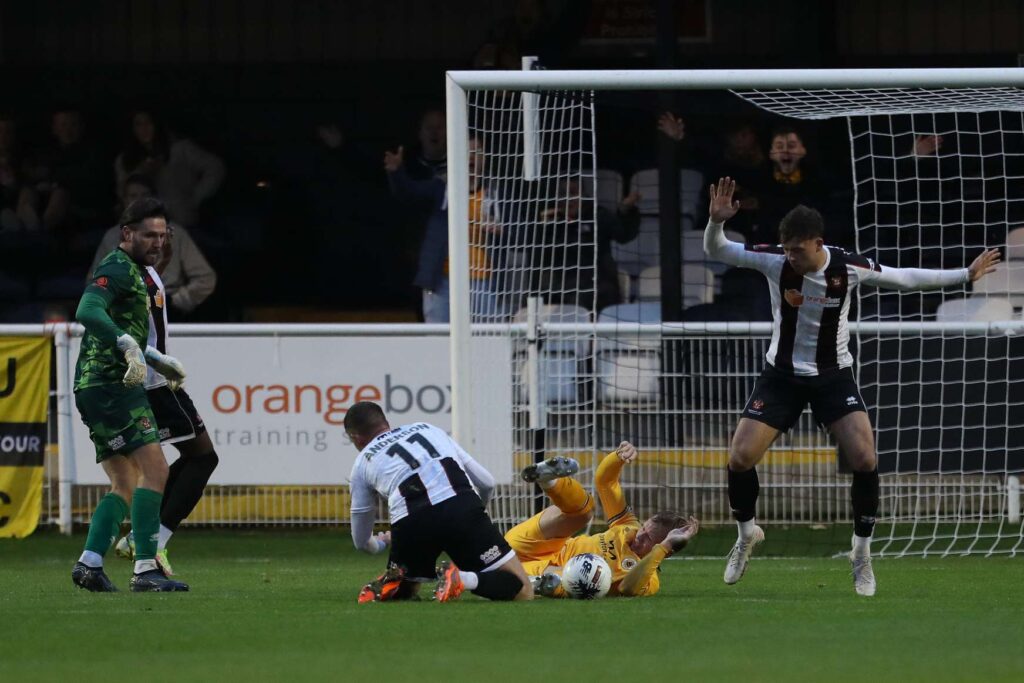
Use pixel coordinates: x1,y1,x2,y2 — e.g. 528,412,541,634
3,321,1021,556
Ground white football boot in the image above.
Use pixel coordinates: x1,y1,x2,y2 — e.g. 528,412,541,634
723,524,765,585
849,540,876,597
521,457,580,484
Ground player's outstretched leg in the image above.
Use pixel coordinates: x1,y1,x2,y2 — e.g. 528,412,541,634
521,456,579,483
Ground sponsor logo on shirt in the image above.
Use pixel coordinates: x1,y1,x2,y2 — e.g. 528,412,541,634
785,289,840,308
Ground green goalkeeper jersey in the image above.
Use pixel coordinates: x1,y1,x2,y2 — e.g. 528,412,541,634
74,248,151,390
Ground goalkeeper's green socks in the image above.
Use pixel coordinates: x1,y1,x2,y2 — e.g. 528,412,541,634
79,493,130,567
131,487,163,572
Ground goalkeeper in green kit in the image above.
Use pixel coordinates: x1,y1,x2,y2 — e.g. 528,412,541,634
71,197,189,592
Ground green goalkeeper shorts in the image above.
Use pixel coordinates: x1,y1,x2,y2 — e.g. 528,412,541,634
75,384,160,462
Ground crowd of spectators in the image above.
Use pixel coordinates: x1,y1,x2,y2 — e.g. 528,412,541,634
4,94,1011,326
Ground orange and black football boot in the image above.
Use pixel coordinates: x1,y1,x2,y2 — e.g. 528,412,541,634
357,565,407,604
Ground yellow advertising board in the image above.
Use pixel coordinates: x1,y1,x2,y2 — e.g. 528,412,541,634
0,337,50,538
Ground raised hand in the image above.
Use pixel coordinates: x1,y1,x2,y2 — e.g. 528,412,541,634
616,441,637,464
914,134,943,157
657,112,685,142
968,248,1001,282
662,516,700,554
383,145,404,173
708,177,740,223
620,191,641,211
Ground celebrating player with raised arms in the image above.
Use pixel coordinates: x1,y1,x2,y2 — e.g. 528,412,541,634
495,442,699,599
345,401,534,602
704,177,1000,596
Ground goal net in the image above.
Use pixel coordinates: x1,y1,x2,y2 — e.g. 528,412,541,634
449,70,1024,557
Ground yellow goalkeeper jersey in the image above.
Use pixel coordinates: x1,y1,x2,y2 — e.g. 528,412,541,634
554,451,664,597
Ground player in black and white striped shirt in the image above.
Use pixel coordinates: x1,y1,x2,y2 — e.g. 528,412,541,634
705,177,1000,596
346,401,533,602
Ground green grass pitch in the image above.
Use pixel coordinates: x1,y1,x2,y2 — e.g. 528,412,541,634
2,529,1022,683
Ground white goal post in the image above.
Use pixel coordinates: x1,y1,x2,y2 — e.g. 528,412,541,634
445,68,1024,557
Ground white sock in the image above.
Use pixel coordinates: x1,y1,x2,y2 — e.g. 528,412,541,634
134,559,158,574
158,525,173,551
738,519,756,540
79,550,103,568
853,534,871,557
459,571,479,590
537,479,557,490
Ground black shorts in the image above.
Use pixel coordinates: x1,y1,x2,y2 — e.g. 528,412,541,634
742,364,867,432
146,385,207,444
389,492,515,582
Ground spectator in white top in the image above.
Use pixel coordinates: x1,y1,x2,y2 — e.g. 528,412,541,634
114,111,225,229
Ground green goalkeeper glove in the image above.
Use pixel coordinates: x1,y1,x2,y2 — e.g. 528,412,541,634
115,334,147,387
144,346,186,391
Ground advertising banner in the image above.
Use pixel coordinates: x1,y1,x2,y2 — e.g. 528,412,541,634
71,335,512,485
0,337,50,538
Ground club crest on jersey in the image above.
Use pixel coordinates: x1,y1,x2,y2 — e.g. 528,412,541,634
829,275,844,288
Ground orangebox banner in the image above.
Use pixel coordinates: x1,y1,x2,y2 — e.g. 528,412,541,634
0,337,50,538
71,335,513,486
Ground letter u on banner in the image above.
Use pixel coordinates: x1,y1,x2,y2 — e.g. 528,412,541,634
0,336,50,538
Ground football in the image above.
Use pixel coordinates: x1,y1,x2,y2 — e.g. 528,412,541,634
561,553,612,599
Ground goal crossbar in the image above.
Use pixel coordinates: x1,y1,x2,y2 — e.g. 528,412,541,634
447,68,1024,92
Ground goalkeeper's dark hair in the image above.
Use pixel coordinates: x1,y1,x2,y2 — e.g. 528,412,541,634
647,510,687,543
120,197,167,229
344,401,389,436
778,204,824,243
